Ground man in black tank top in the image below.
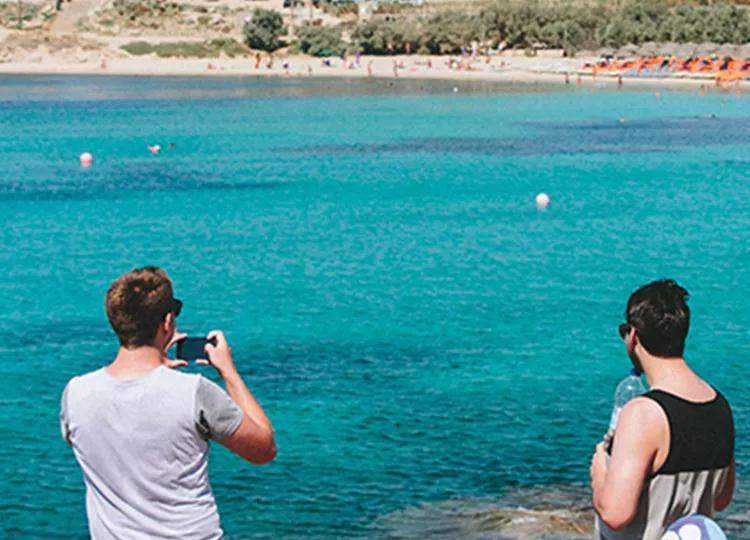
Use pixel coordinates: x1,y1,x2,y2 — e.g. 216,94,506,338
589,279,735,540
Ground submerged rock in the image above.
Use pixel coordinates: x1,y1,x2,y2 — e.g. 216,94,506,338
477,506,593,539
376,485,595,539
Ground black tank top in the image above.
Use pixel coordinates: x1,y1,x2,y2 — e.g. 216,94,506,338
644,389,734,475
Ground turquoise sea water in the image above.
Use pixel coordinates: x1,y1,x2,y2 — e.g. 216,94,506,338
1,75,749,539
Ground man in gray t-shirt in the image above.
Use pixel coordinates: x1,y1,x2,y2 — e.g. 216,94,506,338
60,267,276,540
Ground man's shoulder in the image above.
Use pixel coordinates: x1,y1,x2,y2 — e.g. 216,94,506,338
65,367,105,391
619,396,669,435
623,395,668,420
160,366,203,387
160,365,199,379
66,366,201,394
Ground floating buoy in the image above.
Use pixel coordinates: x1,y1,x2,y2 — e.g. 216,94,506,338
536,192,550,210
79,152,93,167
148,145,161,155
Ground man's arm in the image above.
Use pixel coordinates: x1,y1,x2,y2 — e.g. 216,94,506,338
202,330,276,465
715,459,735,512
590,397,665,531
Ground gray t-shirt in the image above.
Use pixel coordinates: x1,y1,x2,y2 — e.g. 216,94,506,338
60,366,244,540
61,372,243,443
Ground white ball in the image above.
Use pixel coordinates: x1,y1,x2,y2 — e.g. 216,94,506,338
535,192,550,209
79,152,93,167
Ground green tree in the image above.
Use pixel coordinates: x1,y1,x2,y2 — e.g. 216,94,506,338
244,9,285,52
419,13,481,54
601,0,668,46
295,23,344,56
352,19,418,54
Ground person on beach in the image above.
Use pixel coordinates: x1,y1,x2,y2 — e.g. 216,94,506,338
591,279,734,540
60,267,276,539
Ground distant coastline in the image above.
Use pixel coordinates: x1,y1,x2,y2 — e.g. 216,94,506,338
0,52,744,90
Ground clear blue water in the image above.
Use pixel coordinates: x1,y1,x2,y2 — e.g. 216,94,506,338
1,75,749,539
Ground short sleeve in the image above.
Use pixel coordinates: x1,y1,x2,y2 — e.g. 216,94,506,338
195,377,244,441
60,382,71,445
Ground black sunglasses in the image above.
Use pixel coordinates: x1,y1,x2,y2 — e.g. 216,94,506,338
618,322,631,339
170,298,182,318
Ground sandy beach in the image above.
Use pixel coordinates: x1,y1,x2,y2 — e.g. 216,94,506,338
0,30,744,90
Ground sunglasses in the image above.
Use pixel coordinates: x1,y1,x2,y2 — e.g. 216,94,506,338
618,322,631,339
170,298,182,318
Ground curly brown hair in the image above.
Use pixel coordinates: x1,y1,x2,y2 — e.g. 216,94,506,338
105,266,176,348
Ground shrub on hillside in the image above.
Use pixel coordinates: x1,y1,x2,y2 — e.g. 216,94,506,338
244,9,285,52
121,39,249,58
0,1,40,28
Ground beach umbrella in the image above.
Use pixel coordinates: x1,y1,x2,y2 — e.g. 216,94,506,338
658,42,680,57
716,43,738,58
639,41,659,56
615,43,638,58
675,42,698,57
697,42,719,56
738,43,750,59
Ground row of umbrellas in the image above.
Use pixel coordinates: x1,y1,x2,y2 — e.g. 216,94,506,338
595,42,750,59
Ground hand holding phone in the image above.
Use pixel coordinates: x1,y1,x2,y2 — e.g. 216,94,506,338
176,336,218,363
203,331,237,378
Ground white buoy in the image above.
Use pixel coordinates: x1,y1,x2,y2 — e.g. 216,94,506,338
536,192,550,210
79,152,93,167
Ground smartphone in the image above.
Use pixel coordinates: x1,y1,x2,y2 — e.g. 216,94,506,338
176,336,217,363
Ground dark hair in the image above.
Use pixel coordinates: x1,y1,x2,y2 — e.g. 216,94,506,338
626,279,690,358
105,266,174,348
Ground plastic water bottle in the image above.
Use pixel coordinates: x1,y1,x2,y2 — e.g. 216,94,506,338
608,368,646,432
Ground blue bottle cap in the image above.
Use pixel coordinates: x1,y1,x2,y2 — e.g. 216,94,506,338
629,368,640,376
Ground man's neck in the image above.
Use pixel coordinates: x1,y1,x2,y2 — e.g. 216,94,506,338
107,345,163,379
642,354,690,389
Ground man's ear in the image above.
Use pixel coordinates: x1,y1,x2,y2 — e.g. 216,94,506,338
163,312,175,333
629,330,641,352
